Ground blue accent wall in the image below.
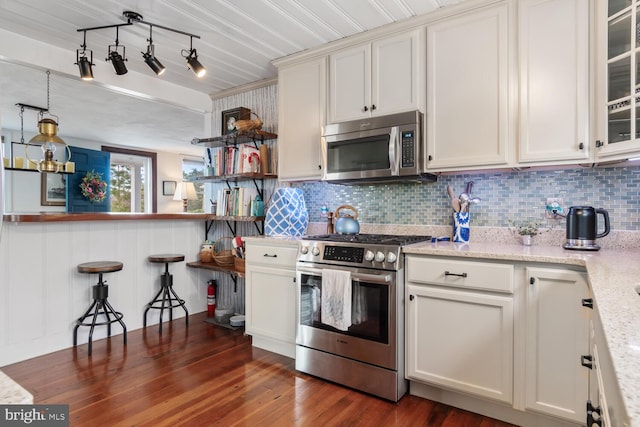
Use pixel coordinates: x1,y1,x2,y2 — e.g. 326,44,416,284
294,164,640,231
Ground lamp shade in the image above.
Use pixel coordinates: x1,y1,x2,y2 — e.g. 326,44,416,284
173,182,197,201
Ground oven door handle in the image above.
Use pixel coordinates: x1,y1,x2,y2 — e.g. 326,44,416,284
297,267,392,284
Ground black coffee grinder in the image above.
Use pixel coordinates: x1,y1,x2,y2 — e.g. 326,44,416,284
563,206,610,251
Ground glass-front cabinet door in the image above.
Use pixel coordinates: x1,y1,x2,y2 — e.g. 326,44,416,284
597,0,640,159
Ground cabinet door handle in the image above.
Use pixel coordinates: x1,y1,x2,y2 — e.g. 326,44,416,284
444,271,467,278
530,277,536,285
409,294,414,301
363,105,369,112
371,104,377,111
428,155,433,161
579,142,584,150
582,298,593,309
595,140,604,148
263,254,278,258
581,354,593,369
586,400,603,426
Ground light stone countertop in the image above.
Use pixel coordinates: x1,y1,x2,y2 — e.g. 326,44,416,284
403,241,640,426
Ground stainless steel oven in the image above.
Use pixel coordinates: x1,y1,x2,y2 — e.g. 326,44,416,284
295,234,431,402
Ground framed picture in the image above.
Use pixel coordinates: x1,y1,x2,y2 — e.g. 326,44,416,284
221,107,250,135
41,173,66,206
163,180,177,196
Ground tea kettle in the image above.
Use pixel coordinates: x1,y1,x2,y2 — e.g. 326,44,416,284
563,206,610,251
334,205,360,235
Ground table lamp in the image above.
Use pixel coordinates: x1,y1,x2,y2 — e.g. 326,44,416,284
174,181,197,212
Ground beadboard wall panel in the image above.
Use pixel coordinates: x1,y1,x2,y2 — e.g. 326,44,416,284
0,220,207,366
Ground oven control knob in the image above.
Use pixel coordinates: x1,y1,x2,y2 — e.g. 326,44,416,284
312,247,320,256
375,251,386,263
386,252,397,263
300,245,309,254
364,250,375,262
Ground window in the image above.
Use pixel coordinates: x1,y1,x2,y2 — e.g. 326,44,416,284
102,146,157,213
182,157,205,213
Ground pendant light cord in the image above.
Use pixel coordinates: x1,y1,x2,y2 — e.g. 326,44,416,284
19,105,24,144
46,70,50,112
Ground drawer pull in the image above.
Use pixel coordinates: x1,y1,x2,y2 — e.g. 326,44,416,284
444,271,467,278
263,254,278,258
582,298,593,309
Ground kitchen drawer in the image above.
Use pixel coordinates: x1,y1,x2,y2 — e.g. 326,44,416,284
245,242,298,269
406,256,513,293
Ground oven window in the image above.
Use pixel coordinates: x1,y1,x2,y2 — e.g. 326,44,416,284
326,134,391,173
300,274,389,343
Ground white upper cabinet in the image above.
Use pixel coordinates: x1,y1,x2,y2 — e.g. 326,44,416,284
518,0,590,165
276,57,326,181
329,29,423,123
426,2,514,171
595,0,640,161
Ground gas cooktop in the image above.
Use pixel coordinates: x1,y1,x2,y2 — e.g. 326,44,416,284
302,233,432,246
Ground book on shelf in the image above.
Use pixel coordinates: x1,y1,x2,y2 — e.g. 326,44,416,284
204,143,277,176
215,187,259,217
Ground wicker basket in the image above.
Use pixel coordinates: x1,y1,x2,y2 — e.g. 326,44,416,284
235,112,263,133
212,237,235,266
234,257,245,273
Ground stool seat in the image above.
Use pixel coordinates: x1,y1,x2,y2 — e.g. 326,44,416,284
148,254,185,263
78,261,123,274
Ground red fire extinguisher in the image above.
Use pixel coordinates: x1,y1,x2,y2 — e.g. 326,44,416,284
207,280,216,317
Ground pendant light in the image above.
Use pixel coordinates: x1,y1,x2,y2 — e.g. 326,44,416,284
24,71,71,173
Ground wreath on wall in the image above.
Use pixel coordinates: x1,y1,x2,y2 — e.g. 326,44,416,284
80,170,108,203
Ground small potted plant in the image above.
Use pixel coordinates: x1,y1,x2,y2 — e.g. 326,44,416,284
509,219,544,246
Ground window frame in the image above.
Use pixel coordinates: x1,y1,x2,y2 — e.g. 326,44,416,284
102,146,157,213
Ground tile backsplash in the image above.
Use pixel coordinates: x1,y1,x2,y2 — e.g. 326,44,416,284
294,164,640,231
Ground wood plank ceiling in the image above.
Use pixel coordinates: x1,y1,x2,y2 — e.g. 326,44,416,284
0,0,466,154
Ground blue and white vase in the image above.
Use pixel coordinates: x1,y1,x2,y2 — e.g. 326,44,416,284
265,188,309,237
452,212,470,243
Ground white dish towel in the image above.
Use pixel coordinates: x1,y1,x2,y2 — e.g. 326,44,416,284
320,269,352,331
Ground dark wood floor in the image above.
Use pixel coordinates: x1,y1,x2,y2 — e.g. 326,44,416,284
2,313,516,426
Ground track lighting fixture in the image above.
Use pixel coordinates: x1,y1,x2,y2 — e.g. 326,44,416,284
183,36,206,78
75,31,94,81
107,27,127,75
76,10,205,80
142,26,165,76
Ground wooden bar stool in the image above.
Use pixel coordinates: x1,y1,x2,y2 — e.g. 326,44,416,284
74,261,127,356
144,254,189,334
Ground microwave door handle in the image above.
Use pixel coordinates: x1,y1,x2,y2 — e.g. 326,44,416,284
297,266,392,284
388,126,399,175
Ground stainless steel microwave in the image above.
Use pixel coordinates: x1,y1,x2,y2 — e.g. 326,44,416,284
321,110,436,184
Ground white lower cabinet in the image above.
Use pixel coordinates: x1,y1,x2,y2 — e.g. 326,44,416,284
406,255,593,426
406,256,514,404
406,284,514,403
525,267,590,423
245,239,298,358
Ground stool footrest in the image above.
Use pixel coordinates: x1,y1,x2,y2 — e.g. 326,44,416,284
146,299,186,310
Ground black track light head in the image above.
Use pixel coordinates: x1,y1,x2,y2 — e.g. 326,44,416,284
76,51,94,81
186,49,206,78
142,45,165,76
107,45,128,75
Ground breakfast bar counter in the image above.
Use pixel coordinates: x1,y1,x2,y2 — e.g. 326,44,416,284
3,212,212,223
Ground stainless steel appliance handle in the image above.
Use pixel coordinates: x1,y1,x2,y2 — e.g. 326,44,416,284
388,126,399,175
297,266,392,284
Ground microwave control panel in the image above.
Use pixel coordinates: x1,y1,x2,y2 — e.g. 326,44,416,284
401,130,415,168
